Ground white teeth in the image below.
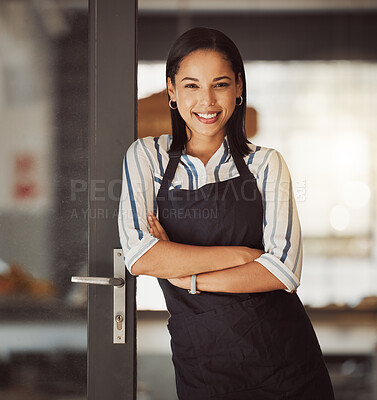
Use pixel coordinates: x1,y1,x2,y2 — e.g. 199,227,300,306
197,112,218,119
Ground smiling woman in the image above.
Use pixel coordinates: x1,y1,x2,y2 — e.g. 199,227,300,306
118,27,335,400
167,49,243,149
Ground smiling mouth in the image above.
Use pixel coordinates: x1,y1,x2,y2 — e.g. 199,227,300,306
194,111,221,124
195,112,220,119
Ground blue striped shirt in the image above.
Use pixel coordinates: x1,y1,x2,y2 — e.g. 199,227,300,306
118,133,303,292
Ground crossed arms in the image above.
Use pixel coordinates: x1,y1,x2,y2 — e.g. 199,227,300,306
131,212,287,293
118,142,302,294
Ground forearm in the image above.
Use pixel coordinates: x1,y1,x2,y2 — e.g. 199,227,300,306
196,261,287,293
131,240,261,278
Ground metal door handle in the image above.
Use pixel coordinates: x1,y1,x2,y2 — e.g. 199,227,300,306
71,276,124,287
71,249,126,344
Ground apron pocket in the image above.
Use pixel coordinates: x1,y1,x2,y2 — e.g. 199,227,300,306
185,295,276,397
264,291,327,392
167,318,209,398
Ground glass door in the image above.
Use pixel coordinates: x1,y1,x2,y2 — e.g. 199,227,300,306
0,0,137,399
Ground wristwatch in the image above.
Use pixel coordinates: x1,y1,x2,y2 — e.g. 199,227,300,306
188,274,200,294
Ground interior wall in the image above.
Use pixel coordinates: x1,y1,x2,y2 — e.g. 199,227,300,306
138,11,377,61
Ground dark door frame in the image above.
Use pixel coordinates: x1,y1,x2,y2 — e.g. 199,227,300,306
88,1,137,398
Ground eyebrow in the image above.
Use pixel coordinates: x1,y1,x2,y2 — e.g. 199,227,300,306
181,76,232,82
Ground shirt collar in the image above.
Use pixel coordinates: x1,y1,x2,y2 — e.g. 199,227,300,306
183,135,229,157
214,134,229,161
223,135,229,155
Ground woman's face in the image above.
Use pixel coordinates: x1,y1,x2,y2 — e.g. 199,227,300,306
167,49,243,140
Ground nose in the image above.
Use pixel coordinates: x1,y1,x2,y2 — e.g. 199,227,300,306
199,87,216,107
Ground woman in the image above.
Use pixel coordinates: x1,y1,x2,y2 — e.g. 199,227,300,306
118,27,334,400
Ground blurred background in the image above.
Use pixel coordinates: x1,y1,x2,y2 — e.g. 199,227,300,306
1,0,377,399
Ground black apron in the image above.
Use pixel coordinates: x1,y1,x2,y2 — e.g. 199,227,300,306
156,147,334,400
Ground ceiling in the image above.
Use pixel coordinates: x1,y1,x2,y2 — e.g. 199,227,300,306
54,0,377,12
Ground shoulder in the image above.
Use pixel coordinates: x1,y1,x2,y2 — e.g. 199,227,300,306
244,139,280,164
244,140,291,179
126,134,172,159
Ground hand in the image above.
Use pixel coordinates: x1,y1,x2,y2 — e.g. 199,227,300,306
168,276,190,289
147,211,170,241
168,276,201,294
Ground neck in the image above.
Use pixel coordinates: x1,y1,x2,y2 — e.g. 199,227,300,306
185,130,225,162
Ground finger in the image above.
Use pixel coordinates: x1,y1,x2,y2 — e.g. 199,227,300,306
147,213,159,237
147,212,157,232
148,219,160,238
149,213,170,241
147,211,155,227
148,212,167,240
155,221,170,241
152,217,168,239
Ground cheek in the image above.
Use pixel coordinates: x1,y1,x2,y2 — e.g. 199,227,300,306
177,96,194,115
176,101,190,123
224,98,236,114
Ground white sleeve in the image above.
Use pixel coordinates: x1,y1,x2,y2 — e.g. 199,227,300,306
117,140,160,276
254,149,303,292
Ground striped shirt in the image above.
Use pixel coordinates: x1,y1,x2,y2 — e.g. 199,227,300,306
118,133,303,292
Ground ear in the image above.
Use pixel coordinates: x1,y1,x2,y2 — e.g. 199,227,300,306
167,77,176,101
236,72,243,98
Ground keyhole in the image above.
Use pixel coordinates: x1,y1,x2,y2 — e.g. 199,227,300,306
116,315,123,330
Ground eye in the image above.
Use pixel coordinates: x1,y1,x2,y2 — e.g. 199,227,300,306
184,83,198,88
215,82,230,88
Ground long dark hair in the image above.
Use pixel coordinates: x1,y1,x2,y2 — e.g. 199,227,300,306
166,27,252,158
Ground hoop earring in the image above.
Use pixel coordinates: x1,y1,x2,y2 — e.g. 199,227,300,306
186,126,192,143
236,96,243,106
169,99,178,110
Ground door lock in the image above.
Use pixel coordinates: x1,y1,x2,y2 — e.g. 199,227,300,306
71,249,126,344
115,315,123,330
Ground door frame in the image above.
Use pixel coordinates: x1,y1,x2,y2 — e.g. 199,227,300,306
88,0,137,398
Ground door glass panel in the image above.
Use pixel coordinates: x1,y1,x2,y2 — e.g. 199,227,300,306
0,2,88,399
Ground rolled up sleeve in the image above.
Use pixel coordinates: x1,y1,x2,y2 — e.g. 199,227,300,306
118,140,160,276
254,149,303,292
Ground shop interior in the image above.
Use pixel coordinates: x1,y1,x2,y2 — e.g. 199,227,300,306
1,1,377,399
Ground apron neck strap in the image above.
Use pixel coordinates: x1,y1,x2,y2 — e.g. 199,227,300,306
159,148,252,196
232,150,252,179
159,149,182,194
